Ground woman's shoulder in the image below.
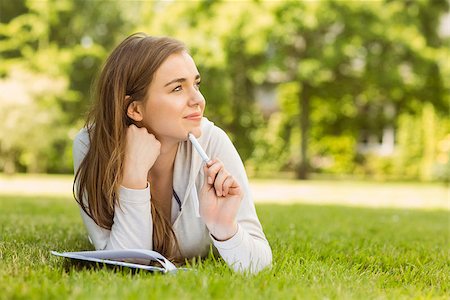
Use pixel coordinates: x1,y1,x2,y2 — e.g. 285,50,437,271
200,117,227,140
72,126,92,162
199,117,231,149
73,126,91,150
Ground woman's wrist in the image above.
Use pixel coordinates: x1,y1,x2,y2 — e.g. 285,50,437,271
121,168,148,189
209,222,238,241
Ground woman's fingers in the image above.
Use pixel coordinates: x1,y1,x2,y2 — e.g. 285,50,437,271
204,158,240,197
222,176,234,196
227,186,241,195
214,169,230,197
206,160,222,185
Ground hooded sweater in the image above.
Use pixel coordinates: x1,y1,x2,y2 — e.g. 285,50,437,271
73,117,272,273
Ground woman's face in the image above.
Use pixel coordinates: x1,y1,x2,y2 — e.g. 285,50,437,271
141,51,206,141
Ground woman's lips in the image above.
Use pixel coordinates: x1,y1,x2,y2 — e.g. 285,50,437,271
184,113,202,120
184,115,202,121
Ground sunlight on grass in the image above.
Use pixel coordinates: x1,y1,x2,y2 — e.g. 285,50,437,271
0,174,448,210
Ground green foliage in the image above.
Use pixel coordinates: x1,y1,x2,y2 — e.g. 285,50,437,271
310,135,357,174
246,112,290,176
0,0,129,173
0,0,448,181
355,154,395,181
0,67,68,173
267,0,449,179
1,194,448,298
246,82,299,175
393,106,450,181
433,133,450,182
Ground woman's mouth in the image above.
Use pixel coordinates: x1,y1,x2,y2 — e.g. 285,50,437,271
184,113,202,120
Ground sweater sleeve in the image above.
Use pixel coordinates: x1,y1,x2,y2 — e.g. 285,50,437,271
207,126,272,274
73,129,153,251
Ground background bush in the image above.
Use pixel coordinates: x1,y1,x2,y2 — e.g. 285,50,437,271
0,0,448,181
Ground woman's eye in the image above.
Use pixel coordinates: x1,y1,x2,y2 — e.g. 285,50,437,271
195,81,201,89
173,85,182,92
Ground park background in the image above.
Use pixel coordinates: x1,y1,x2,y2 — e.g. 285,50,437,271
0,0,449,299
0,0,449,182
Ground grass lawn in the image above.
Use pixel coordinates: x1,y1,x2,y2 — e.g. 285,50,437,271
0,194,448,299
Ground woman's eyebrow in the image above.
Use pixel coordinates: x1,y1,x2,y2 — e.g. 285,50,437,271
164,74,201,87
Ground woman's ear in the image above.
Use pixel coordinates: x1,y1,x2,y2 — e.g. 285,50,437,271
126,96,144,122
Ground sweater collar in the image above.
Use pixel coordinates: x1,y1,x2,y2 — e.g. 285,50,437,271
173,117,214,206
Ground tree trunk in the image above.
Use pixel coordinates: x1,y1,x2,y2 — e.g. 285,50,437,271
296,82,310,179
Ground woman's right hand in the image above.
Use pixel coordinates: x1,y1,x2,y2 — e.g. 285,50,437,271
121,124,161,189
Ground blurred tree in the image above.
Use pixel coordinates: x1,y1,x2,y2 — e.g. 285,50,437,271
268,0,449,179
0,0,448,181
0,0,131,173
0,67,67,173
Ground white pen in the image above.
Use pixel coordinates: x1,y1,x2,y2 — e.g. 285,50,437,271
188,133,211,164
188,132,211,218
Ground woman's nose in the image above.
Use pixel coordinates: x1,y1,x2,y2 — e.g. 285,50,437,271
189,88,205,107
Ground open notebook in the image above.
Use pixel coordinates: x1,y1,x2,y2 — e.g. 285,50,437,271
51,249,178,273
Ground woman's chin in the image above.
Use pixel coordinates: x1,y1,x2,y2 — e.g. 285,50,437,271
186,128,202,139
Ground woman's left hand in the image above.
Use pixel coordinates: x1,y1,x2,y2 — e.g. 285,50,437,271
199,158,243,241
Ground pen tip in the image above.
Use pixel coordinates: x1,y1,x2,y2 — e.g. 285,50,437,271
187,132,195,141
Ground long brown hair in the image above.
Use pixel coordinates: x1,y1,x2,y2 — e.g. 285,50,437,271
74,33,186,260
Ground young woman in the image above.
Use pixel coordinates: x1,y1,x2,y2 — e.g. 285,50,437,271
73,33,272,273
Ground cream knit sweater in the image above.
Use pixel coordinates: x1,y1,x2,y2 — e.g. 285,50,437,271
73,117,272,273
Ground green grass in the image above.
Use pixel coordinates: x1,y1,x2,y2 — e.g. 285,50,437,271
0,194,448,299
